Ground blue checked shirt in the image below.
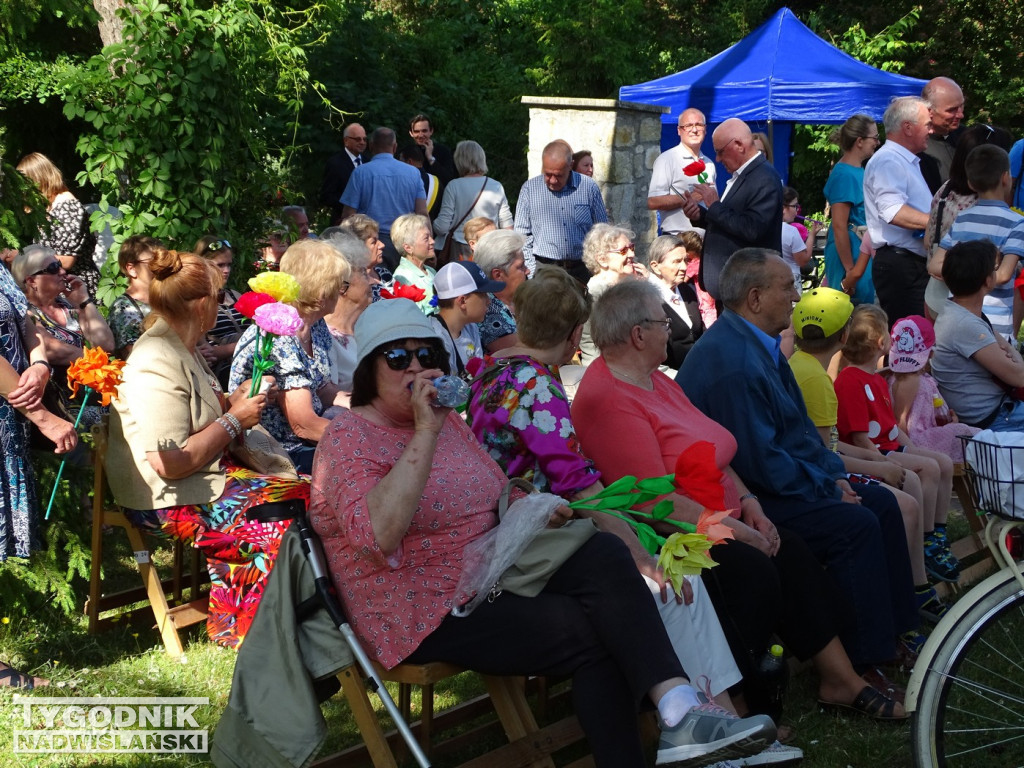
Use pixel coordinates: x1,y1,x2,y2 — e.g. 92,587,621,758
514,171,608,274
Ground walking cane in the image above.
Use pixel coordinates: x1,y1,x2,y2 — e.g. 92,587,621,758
293,514,432,768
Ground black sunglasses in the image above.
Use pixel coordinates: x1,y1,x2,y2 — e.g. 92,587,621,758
31,261,62,277
203,239,232,254
383,346,442,371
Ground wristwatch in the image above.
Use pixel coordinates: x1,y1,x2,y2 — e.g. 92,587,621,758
30,359,53,375
79,297,97,310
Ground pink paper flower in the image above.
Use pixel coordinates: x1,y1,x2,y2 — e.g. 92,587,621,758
253,302,303,336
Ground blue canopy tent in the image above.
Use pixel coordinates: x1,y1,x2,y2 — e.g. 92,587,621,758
619,7,927,184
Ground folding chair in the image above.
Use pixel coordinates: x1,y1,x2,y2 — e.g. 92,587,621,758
85,418,209,657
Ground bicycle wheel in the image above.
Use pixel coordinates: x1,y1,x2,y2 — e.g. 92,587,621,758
911,572,1024,767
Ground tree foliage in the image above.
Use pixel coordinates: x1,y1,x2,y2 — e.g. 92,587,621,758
62,0,331,257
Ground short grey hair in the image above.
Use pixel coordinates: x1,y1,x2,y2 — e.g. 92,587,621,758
719,248,778,310
390,213,431,252
474,229,525,275
369,127,397,155
454,141,488,176
591,279,662,350
582,223,634,275
542,140,573,165
647,234,687,266
324,230,371,272
883,96,929,135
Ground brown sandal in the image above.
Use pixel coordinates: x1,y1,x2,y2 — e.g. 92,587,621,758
818,684,908,721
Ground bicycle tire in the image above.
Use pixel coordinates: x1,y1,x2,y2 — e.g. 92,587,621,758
911,570,1024,767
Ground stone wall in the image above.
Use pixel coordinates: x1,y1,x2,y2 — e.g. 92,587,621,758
520,96,668,256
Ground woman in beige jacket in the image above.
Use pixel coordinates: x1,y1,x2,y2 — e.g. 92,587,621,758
108,249,309,649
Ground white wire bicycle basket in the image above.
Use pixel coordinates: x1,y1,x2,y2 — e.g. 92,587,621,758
960,430,1024,521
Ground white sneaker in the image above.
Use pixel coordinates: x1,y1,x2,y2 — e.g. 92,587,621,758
735,740,804,766
656,678,777,767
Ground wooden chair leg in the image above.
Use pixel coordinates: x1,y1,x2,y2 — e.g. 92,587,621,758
484,675,555,768
122,520,185,657
338,667,399,768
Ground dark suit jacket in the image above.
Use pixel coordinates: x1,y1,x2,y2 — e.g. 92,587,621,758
694,154,783,300
428,142,457,185
319,151,365,224
663,282,704,371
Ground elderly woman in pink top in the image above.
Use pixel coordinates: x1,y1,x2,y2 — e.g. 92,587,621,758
309,298,776,768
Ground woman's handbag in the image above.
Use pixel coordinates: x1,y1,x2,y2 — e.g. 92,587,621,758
228,424,299,479
437,178,488,267
452,478,597,615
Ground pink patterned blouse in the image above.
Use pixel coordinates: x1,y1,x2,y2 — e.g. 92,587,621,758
309,408,513,669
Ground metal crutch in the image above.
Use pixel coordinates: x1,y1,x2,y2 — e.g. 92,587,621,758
293,514,432,768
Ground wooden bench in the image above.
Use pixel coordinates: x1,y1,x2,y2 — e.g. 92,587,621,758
313,662,592,768
85,420,209,657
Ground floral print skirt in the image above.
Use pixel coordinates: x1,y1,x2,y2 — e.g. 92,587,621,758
126,459,310,649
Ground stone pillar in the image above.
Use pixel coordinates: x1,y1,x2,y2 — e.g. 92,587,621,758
520,96,668,257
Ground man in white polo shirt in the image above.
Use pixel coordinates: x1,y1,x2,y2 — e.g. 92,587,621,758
864,96,933,325
647,108,717,236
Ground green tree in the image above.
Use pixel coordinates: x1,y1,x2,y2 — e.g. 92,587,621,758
62,0,331,262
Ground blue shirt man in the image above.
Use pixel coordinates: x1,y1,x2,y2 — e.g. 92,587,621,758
341,127,426,238
514,140,607,281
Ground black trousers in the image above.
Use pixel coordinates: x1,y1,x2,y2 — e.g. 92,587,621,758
407,532,685,768
700,529,841,687
534,255,592,285
873,245,928,326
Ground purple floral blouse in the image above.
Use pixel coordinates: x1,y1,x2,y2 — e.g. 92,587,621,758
466,355,600,497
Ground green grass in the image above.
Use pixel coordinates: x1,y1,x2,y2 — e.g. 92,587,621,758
1,486,984,767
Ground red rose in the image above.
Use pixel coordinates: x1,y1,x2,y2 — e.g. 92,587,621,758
683,159,707,177
381,280,427,303
673,441,727,510
235,291,276,319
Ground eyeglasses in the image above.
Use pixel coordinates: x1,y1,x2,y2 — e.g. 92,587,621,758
713,139,736,155
678,122,706,131
608,243,636,256
31,261,62,277
203,240,232,254
383,346,443,371
981,124,995,142
643,317,672,331
345,135,367,143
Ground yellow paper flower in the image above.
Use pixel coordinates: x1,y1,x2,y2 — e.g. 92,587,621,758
657,532,719,597
67,347,125,406
248,272,301,304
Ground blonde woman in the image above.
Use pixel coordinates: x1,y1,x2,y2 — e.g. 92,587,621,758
228,239,350,472
17,153,100,298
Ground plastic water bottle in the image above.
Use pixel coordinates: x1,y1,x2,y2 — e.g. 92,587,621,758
432,376,470,408
752,644,788,725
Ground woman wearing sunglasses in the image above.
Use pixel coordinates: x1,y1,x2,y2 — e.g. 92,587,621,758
229,240,350,473
577,224,645,365
12,244,114,433
309,297,777,768
195,237,248,389
107,248,309,649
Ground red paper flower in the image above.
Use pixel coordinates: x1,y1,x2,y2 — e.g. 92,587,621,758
673,441,727,510
380,280,427,303
235,291,276,319
683,159,707,177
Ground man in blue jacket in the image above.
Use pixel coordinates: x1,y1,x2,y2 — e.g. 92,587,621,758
679,248,920,671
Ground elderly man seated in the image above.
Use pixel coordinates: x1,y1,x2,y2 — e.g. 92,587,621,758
678,248,921,671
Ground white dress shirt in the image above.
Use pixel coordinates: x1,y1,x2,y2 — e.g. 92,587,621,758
863,141,931,257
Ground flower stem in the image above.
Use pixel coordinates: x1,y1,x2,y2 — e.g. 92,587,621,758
44,388,91,520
